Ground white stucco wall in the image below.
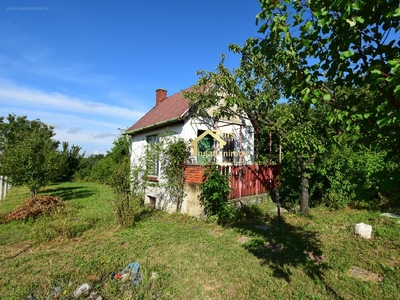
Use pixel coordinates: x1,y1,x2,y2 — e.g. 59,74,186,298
130,124,183,170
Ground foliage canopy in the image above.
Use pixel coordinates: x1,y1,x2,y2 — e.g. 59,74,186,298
0,114,60,196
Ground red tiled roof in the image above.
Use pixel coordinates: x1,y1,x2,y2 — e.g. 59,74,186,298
126,87,193,135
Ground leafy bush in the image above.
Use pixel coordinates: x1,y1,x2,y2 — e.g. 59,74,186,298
278,136,394,210
91,156,115,184
313,140,390,209
199,165,234,225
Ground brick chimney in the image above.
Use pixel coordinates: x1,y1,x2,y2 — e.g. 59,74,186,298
156,88,167,106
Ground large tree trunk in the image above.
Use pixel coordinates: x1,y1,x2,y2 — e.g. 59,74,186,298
298,154,316,215
300,159,310,215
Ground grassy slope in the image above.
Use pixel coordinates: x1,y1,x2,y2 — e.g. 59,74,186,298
0,182,399,299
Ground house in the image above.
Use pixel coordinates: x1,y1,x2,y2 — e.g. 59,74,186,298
126,86,277,217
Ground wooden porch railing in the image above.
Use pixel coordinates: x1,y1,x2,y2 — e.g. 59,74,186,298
184,164,280,199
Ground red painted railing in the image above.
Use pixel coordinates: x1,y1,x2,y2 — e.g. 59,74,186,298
184,164,280,199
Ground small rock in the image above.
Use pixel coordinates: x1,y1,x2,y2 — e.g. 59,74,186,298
238,235,251,244
28,293,36,300
53,286,61,298
348,266,383,283
354,223,372,239
87,291,103,300
151,272,159,280
381,212,400,219
73,283,90,298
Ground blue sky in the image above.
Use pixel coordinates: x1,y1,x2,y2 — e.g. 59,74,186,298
0,0,263,156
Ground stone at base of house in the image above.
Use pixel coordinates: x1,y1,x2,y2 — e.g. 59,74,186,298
230,193,270,209
144,184,275,219
182,183,204,218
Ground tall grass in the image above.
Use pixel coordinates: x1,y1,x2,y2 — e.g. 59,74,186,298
0,182,399,299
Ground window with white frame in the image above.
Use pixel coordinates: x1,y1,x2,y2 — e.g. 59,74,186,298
146,135,159,176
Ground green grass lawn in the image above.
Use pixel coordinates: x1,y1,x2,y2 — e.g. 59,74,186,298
0,182,399,299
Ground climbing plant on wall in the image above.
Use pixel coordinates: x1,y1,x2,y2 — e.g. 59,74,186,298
161,136,191,213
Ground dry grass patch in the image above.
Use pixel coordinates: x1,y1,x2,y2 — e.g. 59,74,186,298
0,242,32,261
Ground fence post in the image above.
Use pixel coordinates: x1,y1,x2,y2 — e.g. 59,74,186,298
275,189,281,223
4,176,8,199
0,176,11,200
0,175,3,201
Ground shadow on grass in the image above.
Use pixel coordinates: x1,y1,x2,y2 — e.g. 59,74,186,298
40,185,95,201
134,207,157,223
232,208,343,299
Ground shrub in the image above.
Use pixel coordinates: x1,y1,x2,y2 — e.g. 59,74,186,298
199,165,234,225
109,158,137,228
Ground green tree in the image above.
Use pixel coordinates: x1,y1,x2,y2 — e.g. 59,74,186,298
107,129,131,163
55,141,85,182
0,114,60,196
75,154,105,181
268,103,330,213
186,42,332,213
185,45,280,161
90,131,131,185
253,0,400,192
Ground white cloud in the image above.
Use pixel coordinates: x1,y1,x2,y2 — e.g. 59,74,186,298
93,132,118,139
0,80,142,156
67,127,82,133
0,80,144,120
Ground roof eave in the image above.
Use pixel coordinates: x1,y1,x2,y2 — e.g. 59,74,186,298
125,116,184,136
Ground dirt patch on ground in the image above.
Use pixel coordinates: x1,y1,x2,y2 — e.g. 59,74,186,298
304,251,325,264
209,229,223,237
237,235,251,244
